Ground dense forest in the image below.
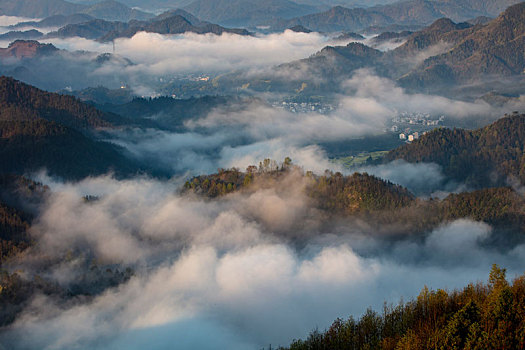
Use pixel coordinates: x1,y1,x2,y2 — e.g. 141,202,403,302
184,158,415,213
0,77,150,179
184,159,525,235
0,119,142,179
0,202,31,263
0,174,50,264
0,76,123,129
278,265,525,350
386,113,525,188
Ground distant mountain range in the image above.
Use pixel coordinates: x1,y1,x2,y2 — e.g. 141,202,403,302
182,0,321,27
269,0,523,32
47,11,250,41
0,40,135,91
193,2,525,98
0,0,153,22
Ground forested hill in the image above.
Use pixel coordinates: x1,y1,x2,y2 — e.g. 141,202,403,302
184,162,415,214
0,77,146,179
184,160,525,235
386,113,525,188
279,264,525,350
0,76,125,129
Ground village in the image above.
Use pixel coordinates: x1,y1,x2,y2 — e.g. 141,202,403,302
389,112,445,142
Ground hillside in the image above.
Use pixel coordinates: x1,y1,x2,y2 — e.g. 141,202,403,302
0,77,147,179
386,113,525,187
100,14,249,41
270,0,522,32
270,6,394,32
0,0,152,22
280,265,525,350
51,19,131,40
183,156,525,235
399,2,525,88
0,200,31,263
0,41,58,60
0,119,140,179
214,4,525,97
0,0,84,18
0,76,120,129
50,13,249,41
80,0,152,22
183,0,320,27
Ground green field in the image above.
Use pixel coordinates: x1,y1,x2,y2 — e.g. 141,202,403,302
332,151,389,168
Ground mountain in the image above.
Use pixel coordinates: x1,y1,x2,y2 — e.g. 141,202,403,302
0,119,139,179
453,0,523,15
216,3,525,97
183,0,321,27
0,40,140,93
370,0,485,25
399,2,525,88
80,0,153,21
100,14,250,41
68,0,196,12
0,0,152,22
0,77,144,179
0,30,43,42
270,0,523,32
270,5,394,32
0,41,58,60
386,112,525,187
153,9,202,25
369,30,413,45
0,75,121,129
185,166,415,212
50,13,250,41
50,19,131,40
0,0,84,18
185,158,525,233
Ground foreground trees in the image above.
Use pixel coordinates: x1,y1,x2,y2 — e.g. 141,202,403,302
280,265,525,350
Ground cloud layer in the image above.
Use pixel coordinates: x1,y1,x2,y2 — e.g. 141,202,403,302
2,174,525,350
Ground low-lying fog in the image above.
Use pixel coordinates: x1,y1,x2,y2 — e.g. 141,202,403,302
1,16,525,350
2,173,524,349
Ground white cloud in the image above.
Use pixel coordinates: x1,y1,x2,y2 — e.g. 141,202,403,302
43,30,334,75
3,175,524,350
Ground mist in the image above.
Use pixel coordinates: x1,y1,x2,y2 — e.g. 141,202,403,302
1,173,524,350
98,68,524,184
42,30,334,73
0,15,37,29
1,17,525,350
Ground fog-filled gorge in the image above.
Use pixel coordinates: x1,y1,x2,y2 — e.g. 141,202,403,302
1,3,525,349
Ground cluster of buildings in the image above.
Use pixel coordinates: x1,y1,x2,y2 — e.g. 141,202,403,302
392,112,445,125
272,101,335,114
390,112,445,142
399,131,422,142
